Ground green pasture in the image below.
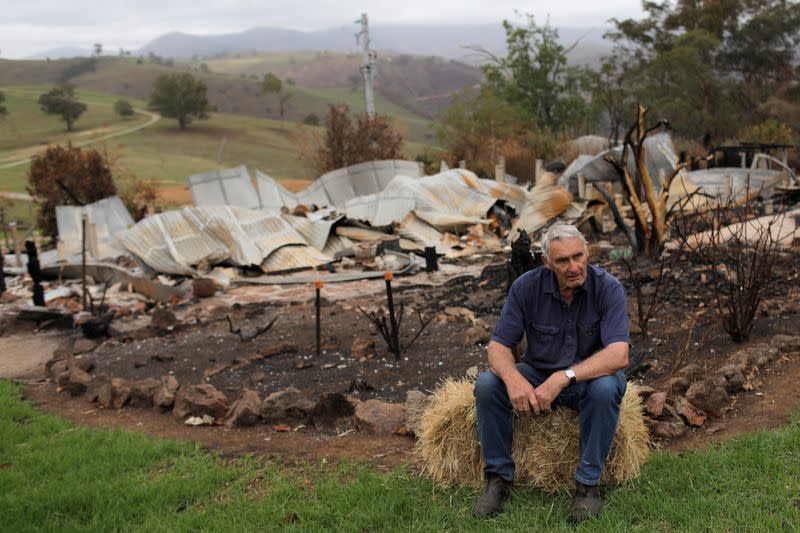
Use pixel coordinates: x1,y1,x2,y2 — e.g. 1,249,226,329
1,379,799,531
0,86,150,160
0,85,431,228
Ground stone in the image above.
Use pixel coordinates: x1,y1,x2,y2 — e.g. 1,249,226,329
463,325,490,347
258,341,298,358
673,396,707,427
110,378,132,409
677,364,703,381
192,278,216,298
404,390,431,436
150,307,177,333
59,366,93,396
86,376,109,403
749,343,780,367
129,378,162,408
225,390,262,427
48,360,70,380
350,336,376,359
260,387,316,423
320,337,340,351
294,358,313,369
249,371,266,384
730,343,779,369
310,392,356,426
652,420,688,439
173,384,228,419
465,365,479,379
646,392,667,418
636,385,656,399
72,337,99,355
665,376,690,395
770,334,800,353
153,375,180,409
717,364,745,394
45,348,71,373
72,355,95,373
354,399,406,434
185,415,214,426
685,378,730,416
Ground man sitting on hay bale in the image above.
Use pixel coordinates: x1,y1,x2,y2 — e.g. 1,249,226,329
474,224,630,524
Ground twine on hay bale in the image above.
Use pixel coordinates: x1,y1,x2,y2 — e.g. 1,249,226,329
414,378,651,493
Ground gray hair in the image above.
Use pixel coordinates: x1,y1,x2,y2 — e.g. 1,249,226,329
541,224,586,261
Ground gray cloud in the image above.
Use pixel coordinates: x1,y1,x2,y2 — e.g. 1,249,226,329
0,0,644,58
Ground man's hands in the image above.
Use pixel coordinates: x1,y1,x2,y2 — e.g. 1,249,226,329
506,373,541,415
532,372,569,413
505,371,569,416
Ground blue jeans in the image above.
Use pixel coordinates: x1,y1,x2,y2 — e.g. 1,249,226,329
474,362,626,486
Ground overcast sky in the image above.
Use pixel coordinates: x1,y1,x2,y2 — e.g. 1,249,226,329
2,0,646,59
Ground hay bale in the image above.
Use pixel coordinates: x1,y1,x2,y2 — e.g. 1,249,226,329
414,378,650,493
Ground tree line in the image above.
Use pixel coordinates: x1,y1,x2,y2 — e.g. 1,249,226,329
438,0,800,179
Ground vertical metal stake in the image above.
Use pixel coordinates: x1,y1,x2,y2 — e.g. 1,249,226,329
0,250,6,295
81,213,88,310
10,222,21,268
315,280,323,357
384,271,399,358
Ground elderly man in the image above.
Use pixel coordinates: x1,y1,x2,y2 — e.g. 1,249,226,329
473,224,629,524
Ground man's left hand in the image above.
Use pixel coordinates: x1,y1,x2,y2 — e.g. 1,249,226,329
533,372,570,413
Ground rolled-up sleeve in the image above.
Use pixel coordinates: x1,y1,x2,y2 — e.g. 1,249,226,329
491,283,526,349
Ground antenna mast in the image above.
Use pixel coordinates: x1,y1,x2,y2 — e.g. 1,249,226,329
355,13,377,119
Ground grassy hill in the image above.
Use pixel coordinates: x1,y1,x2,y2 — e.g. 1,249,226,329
0,56,442,143
0,86,151,161
0,86,430,196
202,51,482,118
0,54,444,226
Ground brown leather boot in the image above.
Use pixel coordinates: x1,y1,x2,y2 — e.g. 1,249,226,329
473,474,512,518
568,481,602,524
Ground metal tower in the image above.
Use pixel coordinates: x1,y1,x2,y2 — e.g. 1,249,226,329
355,13,377,118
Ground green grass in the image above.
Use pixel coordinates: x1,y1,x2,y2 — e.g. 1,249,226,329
0,84,433,199
1,378,799,532
0,86,150,159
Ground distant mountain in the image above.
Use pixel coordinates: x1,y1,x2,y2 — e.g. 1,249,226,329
28,47,93,60
138,24,611,66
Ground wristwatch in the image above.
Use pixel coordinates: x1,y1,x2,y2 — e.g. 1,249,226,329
564,368,577,385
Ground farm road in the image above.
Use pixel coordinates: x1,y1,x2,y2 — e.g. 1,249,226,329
0,108,161,171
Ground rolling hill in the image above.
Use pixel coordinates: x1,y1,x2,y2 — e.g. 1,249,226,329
0,53,471,140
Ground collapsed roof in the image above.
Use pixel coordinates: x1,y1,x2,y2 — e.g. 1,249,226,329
115,164,573,276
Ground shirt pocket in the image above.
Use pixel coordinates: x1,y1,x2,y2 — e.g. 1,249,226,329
529,322,561,364
577,320,601,357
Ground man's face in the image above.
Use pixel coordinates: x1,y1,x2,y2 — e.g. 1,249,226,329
543,237,588,290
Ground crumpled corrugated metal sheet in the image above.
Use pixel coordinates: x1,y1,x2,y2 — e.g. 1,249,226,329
558,132,679,195
685,168,790,200
336,170,526,231
396,212,446,252
282,213,344,251
511,173,575,237
56,196,134,258
116,208,230,276
342,193,418,227
188,165,260,209
116,206,335,276
193,207,311,266
260,244,332,274
255,160,422,211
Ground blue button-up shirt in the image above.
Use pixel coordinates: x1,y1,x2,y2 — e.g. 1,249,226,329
491,264,629,370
